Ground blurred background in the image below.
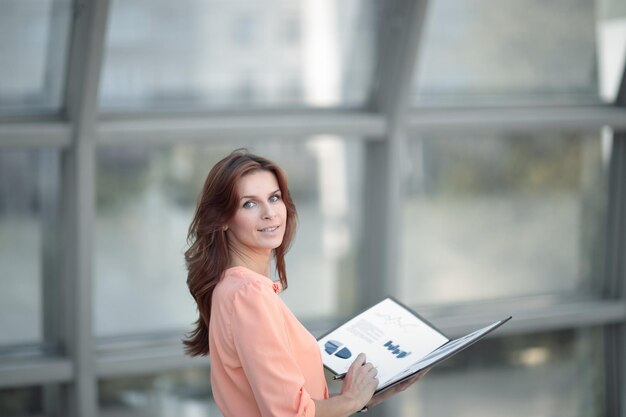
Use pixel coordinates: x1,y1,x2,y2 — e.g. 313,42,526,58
0,0,625,416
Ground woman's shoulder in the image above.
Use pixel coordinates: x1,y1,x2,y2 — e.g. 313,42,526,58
214,266,278,302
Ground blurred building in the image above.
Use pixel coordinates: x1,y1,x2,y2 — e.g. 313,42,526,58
0,0,625,416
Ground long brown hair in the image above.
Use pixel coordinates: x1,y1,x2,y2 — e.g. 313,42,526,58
183,149,297,356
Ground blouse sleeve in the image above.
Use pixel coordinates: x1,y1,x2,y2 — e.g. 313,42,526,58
231,280,316,417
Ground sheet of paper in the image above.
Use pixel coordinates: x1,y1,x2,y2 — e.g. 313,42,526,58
383,319,506,387
318,298,449,387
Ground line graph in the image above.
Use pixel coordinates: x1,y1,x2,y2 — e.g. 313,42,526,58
374,313,424,332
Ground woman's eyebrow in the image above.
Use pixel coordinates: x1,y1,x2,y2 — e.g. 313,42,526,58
239,189,281,200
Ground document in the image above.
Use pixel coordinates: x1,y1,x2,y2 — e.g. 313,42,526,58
317,297,511,393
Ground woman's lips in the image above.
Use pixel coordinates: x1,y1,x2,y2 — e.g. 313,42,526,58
258,226,279,232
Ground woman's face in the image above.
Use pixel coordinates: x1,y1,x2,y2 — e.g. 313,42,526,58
227,170,287,255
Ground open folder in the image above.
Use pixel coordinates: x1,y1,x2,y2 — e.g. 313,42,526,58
317,297,511,394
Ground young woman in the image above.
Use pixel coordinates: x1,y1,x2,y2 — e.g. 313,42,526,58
184,150,423,416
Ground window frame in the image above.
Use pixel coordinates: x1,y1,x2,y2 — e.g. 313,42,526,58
0,1,623,417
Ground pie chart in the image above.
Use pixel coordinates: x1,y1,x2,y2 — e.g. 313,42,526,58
324,340,352,359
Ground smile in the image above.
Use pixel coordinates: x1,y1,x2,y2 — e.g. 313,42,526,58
258,226,279,232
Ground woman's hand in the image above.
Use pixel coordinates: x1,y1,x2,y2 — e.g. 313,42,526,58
314,359,426,416
365,369,429,409
312,354,378,417
339,353,378,412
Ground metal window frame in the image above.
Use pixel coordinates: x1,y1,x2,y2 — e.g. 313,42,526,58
358,0,429,310
358,1,430,415
57,0,111,416
604,47,626,410
604,132,626,416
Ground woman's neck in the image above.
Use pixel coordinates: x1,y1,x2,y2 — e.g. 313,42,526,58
229,250,272,278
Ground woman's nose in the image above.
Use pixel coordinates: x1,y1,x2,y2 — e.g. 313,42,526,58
262,203,276,219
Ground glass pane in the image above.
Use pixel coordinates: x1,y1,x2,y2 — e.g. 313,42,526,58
399,327,605,417
400,131,608,306
598,0,626,102
0,151,55,346
95,139,363,337
99,368,221,417
100,0,376,111
0,0,72,115
0,385,44,417
413,0,605,105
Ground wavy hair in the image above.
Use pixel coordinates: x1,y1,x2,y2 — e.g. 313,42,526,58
183,149,298,356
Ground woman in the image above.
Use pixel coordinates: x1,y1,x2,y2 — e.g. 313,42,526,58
184,150,423,416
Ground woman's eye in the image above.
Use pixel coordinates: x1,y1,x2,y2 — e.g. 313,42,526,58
242,201,256,209
269,194,281,203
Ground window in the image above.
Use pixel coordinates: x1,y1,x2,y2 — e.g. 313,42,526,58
100,0,377,110
399,131,608,305
0,0,72,115
0,385,45,417
413,0,603,105
400,328,605,417
0,150,59,346
94,138,364,337
99,368,219,417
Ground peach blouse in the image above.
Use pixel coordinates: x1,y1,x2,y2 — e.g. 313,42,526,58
209,266,329,417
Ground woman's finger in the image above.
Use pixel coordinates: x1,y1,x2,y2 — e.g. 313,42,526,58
362,362,374,371
348,353,366,373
